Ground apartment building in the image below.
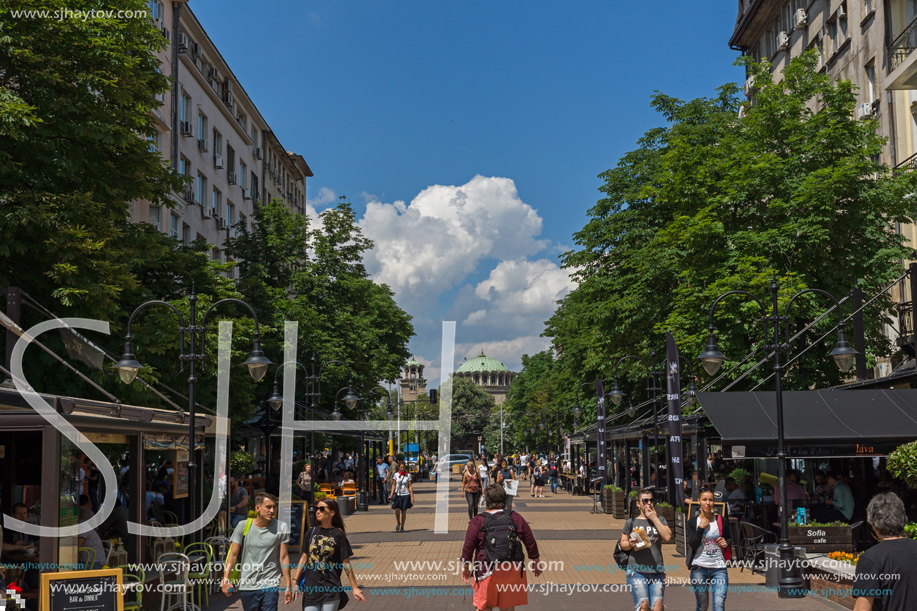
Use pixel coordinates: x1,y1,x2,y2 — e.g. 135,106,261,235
132,0,310,266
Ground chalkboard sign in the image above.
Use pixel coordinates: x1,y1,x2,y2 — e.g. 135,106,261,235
173,449,189,499
41,568,123,611
285,500,309,553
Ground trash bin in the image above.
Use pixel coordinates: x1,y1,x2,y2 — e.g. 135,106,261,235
764,544,810,590
338,496,356,517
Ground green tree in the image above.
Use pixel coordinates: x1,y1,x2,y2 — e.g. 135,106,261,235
546,51,917,396
445,377,494,448
0,0,183,319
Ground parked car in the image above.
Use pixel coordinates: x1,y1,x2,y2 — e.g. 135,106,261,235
435,453,472,473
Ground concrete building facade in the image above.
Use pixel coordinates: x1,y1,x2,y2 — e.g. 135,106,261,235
133,1,311,270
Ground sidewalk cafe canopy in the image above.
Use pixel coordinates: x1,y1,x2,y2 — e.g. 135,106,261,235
696,389,917,458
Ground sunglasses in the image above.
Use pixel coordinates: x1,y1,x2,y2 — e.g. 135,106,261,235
640,499,655,505
316,506,329,512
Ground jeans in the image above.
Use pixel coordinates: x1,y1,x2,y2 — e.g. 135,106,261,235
303,602,340,611
690,566,728,611
230,513,247,528
239,589,279,611
465,491,481,519
481,477,488,491
550,475,558,493
626,569,665,610
376,479,388,503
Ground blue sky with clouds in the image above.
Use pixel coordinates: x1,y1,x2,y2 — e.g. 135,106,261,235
191,1,745,383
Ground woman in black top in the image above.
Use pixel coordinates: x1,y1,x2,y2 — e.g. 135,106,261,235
292,498,365,610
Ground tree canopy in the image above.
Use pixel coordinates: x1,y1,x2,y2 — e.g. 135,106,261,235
545,52,917,411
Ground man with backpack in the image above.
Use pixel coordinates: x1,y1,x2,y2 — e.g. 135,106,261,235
461,483,542,611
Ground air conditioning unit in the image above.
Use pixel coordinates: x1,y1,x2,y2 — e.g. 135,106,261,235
242,188,252,200
794,9,807,30
180,121,193,136
837,5,846,19
178,32,189,52
193,57,203,73
208,66,219,80
227,171,238,185
252,147,262,160
161,26,171,40
198,139,209,152
855,101,877,120
214,154,224,169
170,230,179,238
744,76,756,97
184,190,195,204
222,90,234,108
216,217,227,229
777,31,789,50
202,206,212,219
191,43,201,58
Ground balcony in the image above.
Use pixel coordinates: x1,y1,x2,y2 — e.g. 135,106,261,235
894,151,917,172
886,16,917,89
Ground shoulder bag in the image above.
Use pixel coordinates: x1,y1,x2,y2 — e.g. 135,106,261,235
613,518,633,570
227,517,254,585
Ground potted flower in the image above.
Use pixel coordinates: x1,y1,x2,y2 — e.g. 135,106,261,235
787,520,856,553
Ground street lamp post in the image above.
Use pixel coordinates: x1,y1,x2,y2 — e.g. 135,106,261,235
607,354,664,490
266,357,358,527
114,288,271,541
357,386,389,512
698,280,856,598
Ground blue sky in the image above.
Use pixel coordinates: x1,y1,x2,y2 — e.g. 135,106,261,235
192,1,745,382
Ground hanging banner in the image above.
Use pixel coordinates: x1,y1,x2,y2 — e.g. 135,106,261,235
595,379,608,490
665,332,686,508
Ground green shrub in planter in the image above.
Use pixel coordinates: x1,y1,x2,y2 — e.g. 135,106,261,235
314,492,328,501
657,502,672,508
230,451,256,476
728,467,751,482
605,484,623,491
628,490,639,498
905,523,917,540
889,441,917,488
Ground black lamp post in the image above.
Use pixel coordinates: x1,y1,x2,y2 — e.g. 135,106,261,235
607,354,664,489
698,280,856,598
114,288,270,542
355,386,387,512
264,356,357,527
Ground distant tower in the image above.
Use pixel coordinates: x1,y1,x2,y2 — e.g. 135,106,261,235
401,356,427,402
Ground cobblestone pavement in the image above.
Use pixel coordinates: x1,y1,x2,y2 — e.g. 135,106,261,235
205,476,849,611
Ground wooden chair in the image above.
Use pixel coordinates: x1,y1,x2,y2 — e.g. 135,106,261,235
318,484,337,500
739,521,777,575
340,484,357,498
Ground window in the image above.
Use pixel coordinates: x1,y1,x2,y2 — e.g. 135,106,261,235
226,202,235,225
197,111,207,142
809,36,824,71
227,145,235,176
170,213,179,238
240,213,247,234
149,206,161,231
179,155,190,177
196,174,207,205
212,247,221,262
839,5,848,46
864,0,873,16
180,92,191,123
149,131,162,153
149,0,163,23
828,19,839,56
212,186,221,216
239,160,247,188
213,129,222,156
182,222,191,245
865,61,877,103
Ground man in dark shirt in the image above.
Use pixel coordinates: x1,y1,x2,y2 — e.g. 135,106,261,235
853,493,917,611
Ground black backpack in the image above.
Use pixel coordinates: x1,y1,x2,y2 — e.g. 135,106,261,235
482,509,525,563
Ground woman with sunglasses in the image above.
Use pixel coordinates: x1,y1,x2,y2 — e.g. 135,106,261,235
293,499,365,611
686,485,731,611
619,488,671,611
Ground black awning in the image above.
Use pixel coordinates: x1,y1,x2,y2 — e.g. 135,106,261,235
697,389,917,457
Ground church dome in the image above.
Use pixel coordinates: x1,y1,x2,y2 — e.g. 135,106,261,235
456,351,511,373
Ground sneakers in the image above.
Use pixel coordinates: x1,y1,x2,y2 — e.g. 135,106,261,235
395,524,400,532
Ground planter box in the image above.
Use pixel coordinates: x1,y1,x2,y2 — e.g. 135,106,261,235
607,490,627,518
674,511,687,555
788,526,856,554
657,506,675,544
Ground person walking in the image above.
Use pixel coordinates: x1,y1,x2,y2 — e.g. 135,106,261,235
228,476,250,529
292,498,366,610
374,456,389,505
461,483,543,611
461,460,483,519
494,459,516,510
389,461,414,532
687,484,731,611
619,488,672,611
533,463,545,498
221,492,294,610
853,492,917,611
548,456,559,494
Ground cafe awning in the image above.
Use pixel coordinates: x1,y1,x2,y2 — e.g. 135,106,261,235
697,389,917,458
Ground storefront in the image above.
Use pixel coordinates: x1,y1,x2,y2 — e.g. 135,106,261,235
0,387,212,570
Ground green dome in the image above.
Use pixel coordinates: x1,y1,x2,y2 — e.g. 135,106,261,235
456,351,511,373
405,356,421,367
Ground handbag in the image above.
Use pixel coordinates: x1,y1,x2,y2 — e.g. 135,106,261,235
716,515,732,562
613,518,633,570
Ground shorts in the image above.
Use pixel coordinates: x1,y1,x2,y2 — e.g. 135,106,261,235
472,565,528,610
626,569,665,611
